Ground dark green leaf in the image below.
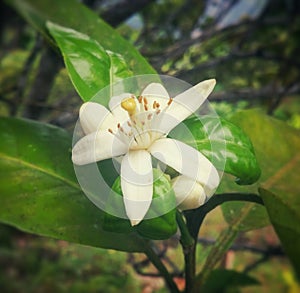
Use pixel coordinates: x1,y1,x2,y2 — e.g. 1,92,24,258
47,22,133,103
201,269,259,293
0,117,146,252
103,169,177,240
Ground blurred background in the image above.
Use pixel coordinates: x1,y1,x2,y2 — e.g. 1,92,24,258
1,0,299,292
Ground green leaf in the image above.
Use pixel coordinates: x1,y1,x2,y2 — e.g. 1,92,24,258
0,117,146,252
260,188,300,279
47,22,133,103
6,0,155,76
103,169,177,240
169,115,261,185
201,269,259,293
222,109,300,276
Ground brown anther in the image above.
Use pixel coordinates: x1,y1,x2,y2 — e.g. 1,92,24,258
127,121,132,127
167,98,173,106
156,109,161,114
147,114,153,120
144,104,149,111
153,101,157,109
138,96,143,103
108,128,113,134
156,103,160,109
117,123,120,128
120,127,124,132
143,97,148,105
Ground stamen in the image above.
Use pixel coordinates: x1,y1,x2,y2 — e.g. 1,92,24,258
147,113,153,120
144,104,148,111
117,123,120,128
167,98,173,106
138,96,143,103
108,128,113,134
127,121,132,127
153,101,157,109
143,97,148,105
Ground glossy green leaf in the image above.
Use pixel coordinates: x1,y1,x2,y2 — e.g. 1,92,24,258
6,0,155,76
169,115,261,185
201,269,259,293
47,22,133,103
0,117,146,252
103,169,177,240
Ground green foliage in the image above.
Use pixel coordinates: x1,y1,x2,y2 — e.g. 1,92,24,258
225,109,300,276
6,0,155,76
170,115,261,185
47,22,133,103
0,117,147,252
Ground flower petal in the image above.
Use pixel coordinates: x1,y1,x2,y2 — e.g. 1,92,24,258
157,79,216,134
121,150,153,226
72,130,127,165
141,83,170,110
149,138,220,191
79,102,118,134
172,175,206,210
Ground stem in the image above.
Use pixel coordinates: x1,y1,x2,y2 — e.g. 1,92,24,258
143,240,180,293
176,211,195,293
184,193,263,239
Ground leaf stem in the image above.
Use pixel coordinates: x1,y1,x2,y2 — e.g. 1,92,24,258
143,240,180,293
176,211,195,293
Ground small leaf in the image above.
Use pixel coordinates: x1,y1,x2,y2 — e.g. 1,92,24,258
170,115,261,185
201,269,259,293
47,22,133,103
103,169,177,240
0,117,146,252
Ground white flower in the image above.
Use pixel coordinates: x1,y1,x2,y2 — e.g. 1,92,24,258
72,79,220,226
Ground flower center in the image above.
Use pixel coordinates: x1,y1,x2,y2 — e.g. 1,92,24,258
110,95,173,150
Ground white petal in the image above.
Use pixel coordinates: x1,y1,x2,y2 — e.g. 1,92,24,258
157,79,216,134
121,150,153,226
172,175,206,210
79,102,118,134
72,130,127,165
149,138,220,191
141,83,170,110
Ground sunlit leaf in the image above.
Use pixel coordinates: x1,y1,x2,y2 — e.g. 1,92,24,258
47,22,133,103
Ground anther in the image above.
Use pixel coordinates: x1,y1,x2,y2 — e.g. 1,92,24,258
108,128,113,134
167,98,173,106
